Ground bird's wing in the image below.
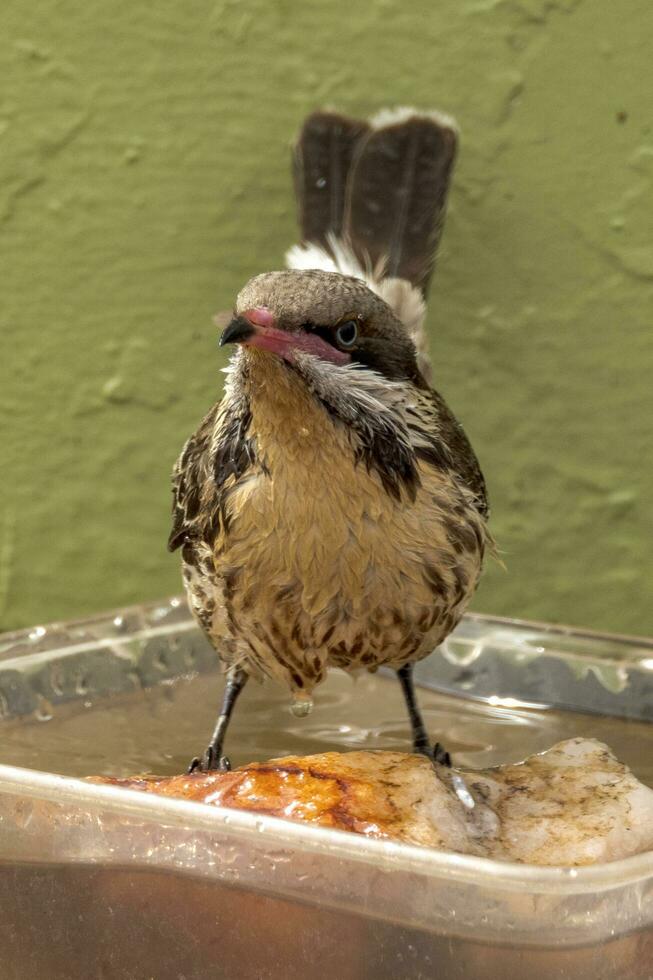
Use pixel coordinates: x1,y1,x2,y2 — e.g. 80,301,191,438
168,391,255,554
408,385,489,520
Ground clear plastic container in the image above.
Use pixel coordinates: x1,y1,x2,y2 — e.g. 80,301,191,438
0,598,651,980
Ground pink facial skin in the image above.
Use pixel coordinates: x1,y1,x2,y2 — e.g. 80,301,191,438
240,307,351,367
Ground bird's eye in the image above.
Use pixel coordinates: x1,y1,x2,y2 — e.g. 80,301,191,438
335,320,358,348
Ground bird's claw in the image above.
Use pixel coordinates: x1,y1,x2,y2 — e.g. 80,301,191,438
414,740,452,768
433,742,452,768
187,747,232,774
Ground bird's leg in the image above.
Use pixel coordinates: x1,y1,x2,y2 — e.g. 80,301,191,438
188,668,249,774
396,664,451,767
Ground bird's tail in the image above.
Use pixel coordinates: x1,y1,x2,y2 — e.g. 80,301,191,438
287,107,459,382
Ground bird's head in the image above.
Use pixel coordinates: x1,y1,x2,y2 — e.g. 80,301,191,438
217,269,433,501
220,269,424,388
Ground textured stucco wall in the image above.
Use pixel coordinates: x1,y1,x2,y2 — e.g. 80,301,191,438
1,0,652,634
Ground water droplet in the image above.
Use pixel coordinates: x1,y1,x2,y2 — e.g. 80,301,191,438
290,696,313,718
13,801,34,829
452,773,475,810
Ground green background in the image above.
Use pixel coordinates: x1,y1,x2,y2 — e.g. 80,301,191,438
1,0,651,635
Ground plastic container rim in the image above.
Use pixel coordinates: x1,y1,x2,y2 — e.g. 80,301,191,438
1,760,651,895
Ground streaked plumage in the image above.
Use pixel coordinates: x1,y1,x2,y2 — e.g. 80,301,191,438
169,108,490,770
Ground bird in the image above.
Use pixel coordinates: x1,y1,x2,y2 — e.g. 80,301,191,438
168,107,490,773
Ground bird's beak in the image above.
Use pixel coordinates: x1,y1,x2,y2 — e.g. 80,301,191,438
219,306,277,348
219,316,256,347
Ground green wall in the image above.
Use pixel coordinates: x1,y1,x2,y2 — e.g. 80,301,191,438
1,0,652,635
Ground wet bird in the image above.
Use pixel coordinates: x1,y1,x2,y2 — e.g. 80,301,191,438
169,108,490,772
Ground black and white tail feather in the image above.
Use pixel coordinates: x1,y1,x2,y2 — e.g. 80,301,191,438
288,107,458,384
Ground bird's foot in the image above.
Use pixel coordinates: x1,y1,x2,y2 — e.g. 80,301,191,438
432,741,452,768
187,746,232,774
415,740,452,768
